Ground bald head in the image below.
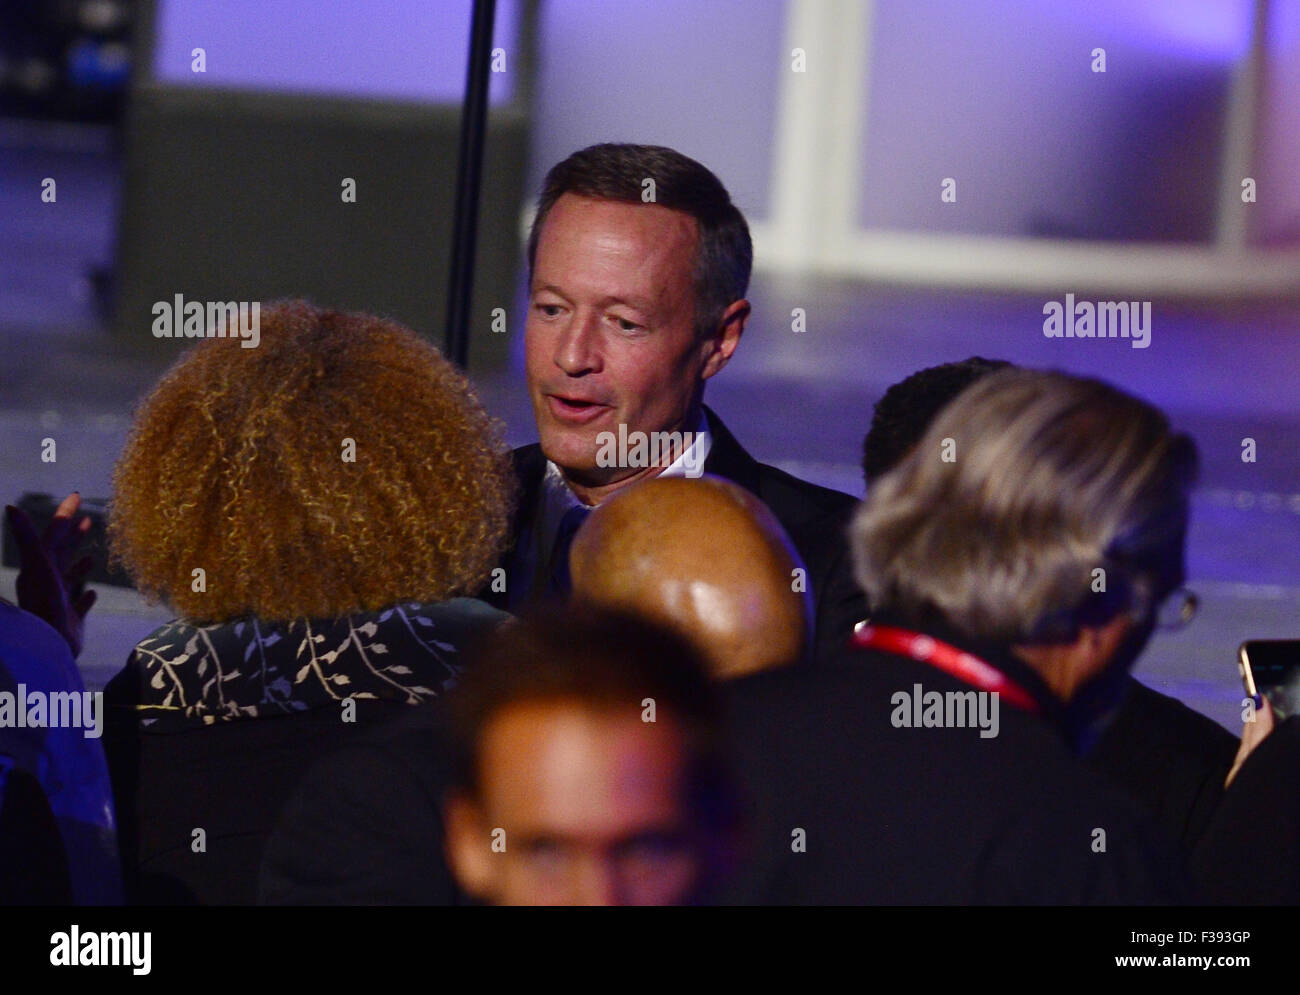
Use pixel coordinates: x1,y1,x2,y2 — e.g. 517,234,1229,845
569,476,810,678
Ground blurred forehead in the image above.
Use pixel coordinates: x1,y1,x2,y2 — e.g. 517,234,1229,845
477,701,691,839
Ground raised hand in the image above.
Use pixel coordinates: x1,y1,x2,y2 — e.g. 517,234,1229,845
6,493,98,658
1226,694,1276,789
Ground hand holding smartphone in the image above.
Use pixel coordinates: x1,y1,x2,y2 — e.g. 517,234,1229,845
1239,640,1300,721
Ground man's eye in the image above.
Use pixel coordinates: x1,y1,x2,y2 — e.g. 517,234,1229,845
613,317,641,332
535,302,562,317
619,834,688,864
523,839,568,867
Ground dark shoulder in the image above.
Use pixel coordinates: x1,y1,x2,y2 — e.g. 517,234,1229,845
723,652,883,725
373,598,509,647
511,443,546,482
749,460,858,524
704,407,857,525
105,617,192,705
1103,677,1238,765
723,651,1184,902
131,617,197,651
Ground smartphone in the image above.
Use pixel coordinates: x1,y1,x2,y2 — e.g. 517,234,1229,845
1239,640,1300,721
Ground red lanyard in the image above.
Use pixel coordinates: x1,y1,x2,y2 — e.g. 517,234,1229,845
852,624,1040,714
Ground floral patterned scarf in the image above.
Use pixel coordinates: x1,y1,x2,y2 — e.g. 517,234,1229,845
110,598,508,731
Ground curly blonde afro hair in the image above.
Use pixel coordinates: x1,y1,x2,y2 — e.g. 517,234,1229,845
109,300,516,623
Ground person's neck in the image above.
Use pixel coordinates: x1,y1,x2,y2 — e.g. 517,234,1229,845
561,405,704,506
1010,615,1135,705
565,462,667,507
1010,644,1077,702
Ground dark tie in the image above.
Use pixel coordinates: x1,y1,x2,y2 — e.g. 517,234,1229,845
544,504,590,599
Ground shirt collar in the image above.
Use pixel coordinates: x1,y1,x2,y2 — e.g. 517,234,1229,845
659,409,712,478
539,460,585,562
536,410,712,563
543,409,711,512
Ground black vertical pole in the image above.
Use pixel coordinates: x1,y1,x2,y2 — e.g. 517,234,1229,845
444,0,497,368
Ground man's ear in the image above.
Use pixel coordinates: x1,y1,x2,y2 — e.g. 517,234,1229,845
700,299,749,381
442,793,496,903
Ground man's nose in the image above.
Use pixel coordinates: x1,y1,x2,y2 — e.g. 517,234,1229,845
554,311,600,376
573,857,621,907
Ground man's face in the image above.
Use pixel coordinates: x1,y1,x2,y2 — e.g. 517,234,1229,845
525,194,738,489
444,702,707,906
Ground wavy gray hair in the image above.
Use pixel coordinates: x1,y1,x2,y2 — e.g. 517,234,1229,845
851,368,1198,645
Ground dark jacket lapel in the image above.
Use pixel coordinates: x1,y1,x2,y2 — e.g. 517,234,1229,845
508,443,547,541
479,443,547,610
701,405,762,492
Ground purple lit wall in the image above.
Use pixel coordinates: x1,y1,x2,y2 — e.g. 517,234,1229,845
1258,0,1300,245
146,0,1294,248
152,0,520,104
527,0,786,223
857,0,1257,242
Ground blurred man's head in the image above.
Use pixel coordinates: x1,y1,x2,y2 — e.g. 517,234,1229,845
524,144,752,502
862,356,1013,488
568,476,810,677
852,368,1198,707
442,607,736,906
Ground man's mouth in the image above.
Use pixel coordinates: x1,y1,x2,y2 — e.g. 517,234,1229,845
546,394,611,424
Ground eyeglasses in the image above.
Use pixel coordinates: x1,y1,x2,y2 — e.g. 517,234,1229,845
1152,587,1198,631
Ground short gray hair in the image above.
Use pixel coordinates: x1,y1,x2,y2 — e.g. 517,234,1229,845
851,368,1198,645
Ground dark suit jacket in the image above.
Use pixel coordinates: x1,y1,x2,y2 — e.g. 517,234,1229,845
102,600,503,905
258,702,461,905
1192,715,1300,904
1088,678,1237,853
103,695,415,905
0,760,73,904
722,629,1189,904
484,405,867,663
